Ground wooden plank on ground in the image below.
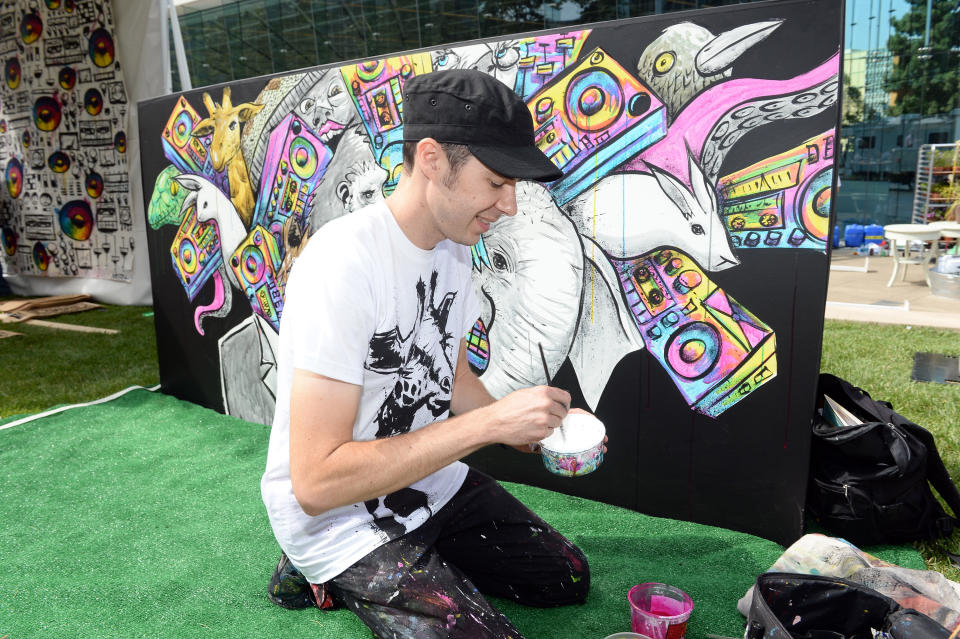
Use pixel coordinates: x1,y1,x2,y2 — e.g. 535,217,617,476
0,301,103,323
0,329,23,339
0,294,92,313
24,319,118,334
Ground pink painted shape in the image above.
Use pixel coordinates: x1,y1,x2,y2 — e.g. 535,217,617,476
704,288,733,317
624,53,840,186
739,320,768,349
193,267,225,336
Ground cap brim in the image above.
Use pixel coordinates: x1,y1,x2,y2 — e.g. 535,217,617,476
469,143,564,182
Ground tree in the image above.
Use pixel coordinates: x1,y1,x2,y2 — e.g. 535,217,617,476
842,74,864,125
884,0,960,116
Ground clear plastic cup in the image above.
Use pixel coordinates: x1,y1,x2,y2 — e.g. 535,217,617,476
627,583,693,639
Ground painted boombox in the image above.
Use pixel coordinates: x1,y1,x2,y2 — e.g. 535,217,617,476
161,96,210,173
615,249,777,417
341,53,432,194
719,132,834,251
170,203,222,302
252,113,332,235
529,48,668,206
513,31,591,100
230,225,283,331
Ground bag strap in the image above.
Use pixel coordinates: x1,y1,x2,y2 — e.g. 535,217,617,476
898,420,960,520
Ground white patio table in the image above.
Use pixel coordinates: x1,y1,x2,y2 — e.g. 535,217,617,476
883,224,942,287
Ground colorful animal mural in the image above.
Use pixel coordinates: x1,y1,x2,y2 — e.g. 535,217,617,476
141,0,842,543
0,0,132,281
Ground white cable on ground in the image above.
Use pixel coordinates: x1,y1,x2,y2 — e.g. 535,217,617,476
0,384,162,432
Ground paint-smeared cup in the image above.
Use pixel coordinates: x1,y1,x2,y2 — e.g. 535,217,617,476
539,412,605,477
628,583,693,639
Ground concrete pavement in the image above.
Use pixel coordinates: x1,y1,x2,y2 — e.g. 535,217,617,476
825,249,960,330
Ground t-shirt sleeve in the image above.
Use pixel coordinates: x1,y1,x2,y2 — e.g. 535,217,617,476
281,233,375,386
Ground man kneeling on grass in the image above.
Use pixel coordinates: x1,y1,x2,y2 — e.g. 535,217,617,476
260,69,603,639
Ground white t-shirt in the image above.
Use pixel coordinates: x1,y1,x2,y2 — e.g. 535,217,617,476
261,201,479,584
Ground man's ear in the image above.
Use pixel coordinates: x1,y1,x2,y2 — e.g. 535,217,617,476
415,138,444,181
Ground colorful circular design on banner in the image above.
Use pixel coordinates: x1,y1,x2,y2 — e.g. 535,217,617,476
64,0,75,12
58,200,94,241
1,227,16,256
289,136,318,179
5,158,23,198
564,68,623,132
45,0,61,9
797,168,832,242
88,28,115,67
33,242,50,271
33,96,62,131
21,12,42,44
86,171,103,198
0,120,6,133
48,150,71,173
5,57,20,89
84,87,103,115
21,130,30,147
664,321,721,380
114,131,126,153
58,66,76,90
239,244,266,284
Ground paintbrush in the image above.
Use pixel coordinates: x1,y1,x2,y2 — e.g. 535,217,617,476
538,342,552,386
539,343,568,446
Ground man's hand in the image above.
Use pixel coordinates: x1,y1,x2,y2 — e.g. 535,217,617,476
511,407,610,454
481,385,571,450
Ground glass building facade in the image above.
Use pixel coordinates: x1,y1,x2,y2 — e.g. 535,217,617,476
171,0,960,225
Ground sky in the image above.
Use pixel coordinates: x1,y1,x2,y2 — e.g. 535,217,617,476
845,0,913,51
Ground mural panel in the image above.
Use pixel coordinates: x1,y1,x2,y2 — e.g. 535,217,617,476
139,0,843,544
0,0,133,281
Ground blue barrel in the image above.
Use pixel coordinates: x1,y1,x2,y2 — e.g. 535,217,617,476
832,225,840,248
844,224,864,247
864,223,884,246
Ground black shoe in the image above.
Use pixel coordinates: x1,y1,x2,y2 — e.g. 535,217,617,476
267,552,314,610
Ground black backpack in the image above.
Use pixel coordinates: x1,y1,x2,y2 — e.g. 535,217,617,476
806,373,960,545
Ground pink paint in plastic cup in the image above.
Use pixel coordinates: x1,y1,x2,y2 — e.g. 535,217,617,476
628,583,693,639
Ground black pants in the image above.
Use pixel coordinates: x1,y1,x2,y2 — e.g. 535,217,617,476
326,468,589,638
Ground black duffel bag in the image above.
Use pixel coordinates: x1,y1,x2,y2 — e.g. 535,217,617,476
807,373,960,545
745,573,952,639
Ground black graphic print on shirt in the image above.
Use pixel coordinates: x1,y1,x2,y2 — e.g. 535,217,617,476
364,488,432,539
364,271,457,439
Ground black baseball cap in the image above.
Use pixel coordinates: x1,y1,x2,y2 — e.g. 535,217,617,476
402,69,563,182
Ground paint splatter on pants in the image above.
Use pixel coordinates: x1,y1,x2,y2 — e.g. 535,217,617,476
324,468,589,639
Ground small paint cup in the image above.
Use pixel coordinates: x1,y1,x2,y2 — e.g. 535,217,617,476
628,583,693,639
539,412,605,477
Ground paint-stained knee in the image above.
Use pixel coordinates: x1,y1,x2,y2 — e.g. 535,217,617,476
511,540,590,608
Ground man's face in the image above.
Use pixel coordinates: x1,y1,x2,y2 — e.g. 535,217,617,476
427,154,518,247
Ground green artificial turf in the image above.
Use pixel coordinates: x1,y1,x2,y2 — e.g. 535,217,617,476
1,299,957,634
0,388,924,638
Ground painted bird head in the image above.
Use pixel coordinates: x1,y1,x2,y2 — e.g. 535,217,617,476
637,20,783,120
